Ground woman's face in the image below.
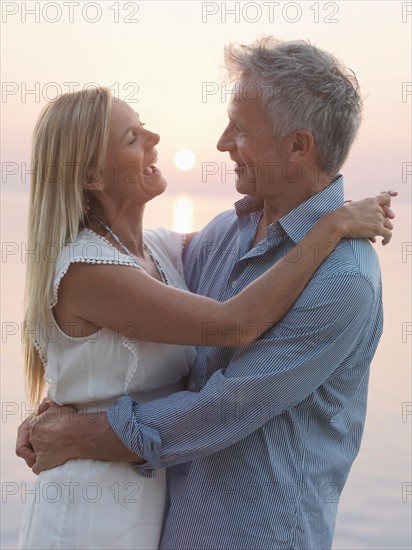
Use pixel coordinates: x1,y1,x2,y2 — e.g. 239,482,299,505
101,99,167,204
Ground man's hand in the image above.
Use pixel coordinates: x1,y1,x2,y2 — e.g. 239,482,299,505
16,416,36,468
16,397,51,468
29,403,79,475
17,401,145,475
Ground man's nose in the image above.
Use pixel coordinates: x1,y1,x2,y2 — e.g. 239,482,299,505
216,126,234,152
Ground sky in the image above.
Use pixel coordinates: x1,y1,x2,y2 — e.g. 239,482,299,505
1,0,411,204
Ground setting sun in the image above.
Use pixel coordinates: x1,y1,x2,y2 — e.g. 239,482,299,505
174,149,196,171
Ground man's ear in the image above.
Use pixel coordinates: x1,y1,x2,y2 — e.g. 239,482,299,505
287,130,315,161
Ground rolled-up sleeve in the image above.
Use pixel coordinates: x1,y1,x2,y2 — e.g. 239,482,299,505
107,271,377,472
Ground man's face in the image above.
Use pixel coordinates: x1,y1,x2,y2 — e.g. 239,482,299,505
217,76,287,199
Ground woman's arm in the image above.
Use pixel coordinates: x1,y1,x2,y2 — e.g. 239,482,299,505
55,193,395,348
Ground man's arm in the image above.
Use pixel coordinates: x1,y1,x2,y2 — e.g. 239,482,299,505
20,264,375,473
108,270,378,472
25,265,378,474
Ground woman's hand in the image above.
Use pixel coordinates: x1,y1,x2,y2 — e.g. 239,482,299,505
334,191,397,245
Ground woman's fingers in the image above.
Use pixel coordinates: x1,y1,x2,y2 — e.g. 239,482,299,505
380,220,393,245
375,193,397,243
378,191,398,217
380,202,394,219
380,196,395,244
377,212,393,245
382,230,392,246
375,193,391,207
382,205,395,219
345,191,396,245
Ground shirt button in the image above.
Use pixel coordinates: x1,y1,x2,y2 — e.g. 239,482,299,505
189,383,197,391
231,281,237,289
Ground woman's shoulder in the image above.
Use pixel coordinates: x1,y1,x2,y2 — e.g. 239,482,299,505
50,228,141,307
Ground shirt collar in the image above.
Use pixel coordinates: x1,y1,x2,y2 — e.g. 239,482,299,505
234,194,264,217
234,175,344,245
279,175,344,244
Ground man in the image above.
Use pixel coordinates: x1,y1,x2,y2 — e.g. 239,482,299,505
18,38,393,548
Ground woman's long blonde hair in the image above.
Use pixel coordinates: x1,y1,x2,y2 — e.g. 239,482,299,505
24,87,112,405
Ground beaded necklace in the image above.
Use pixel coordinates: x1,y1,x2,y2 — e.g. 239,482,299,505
95,219,169,285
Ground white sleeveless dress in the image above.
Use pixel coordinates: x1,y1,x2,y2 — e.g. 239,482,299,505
18,228,196,550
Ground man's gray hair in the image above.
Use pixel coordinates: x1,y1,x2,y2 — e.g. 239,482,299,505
224,37,362,175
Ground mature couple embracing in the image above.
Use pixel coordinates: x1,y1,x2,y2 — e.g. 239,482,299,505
16,37,396,549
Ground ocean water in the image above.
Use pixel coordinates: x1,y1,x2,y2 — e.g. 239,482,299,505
1,191,411,549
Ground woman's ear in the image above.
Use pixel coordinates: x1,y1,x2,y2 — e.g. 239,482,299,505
84,162,105,191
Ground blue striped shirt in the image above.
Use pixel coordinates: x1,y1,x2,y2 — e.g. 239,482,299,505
108,176,383,549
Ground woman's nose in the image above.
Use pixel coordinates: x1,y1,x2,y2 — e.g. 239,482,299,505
149,131,160,145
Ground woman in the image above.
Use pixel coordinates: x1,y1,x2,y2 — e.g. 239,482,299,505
19,87,394,549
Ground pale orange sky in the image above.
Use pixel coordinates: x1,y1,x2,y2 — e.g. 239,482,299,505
1,0,411,202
